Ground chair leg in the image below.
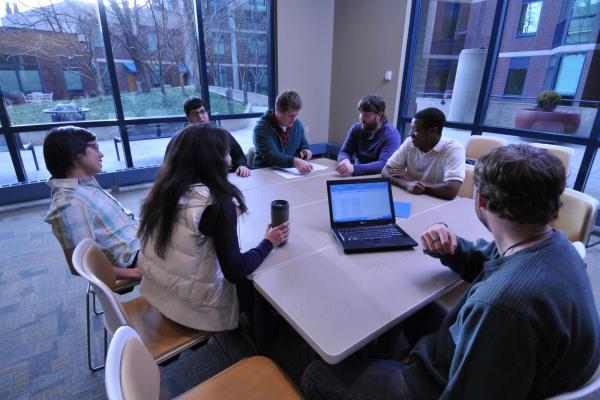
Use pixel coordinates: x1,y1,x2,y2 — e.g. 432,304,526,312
92,291,103,315
113,137,121,161
86,284,105,372
30,147,39,170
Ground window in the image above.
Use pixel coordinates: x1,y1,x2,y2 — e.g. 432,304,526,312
0,55,43,94
504,58,529,96
441,2,461,40
518,1,543,35
63,71,84,91
554,53,585,95
566,16,596,43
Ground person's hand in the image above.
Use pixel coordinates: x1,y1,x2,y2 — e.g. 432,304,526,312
293,157,314,174
115,265,143,280
421,223,457,256
336,159,354,176
236,165,251,177
265,221,290,247
387,167,410,179
299,149,312,160
406,181,426,195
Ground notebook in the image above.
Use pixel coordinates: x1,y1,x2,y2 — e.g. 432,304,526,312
326,178,418,254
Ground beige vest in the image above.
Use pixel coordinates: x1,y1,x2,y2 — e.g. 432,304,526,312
139,184,238,331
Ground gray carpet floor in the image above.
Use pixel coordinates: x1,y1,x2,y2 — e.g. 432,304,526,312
1,184,599,399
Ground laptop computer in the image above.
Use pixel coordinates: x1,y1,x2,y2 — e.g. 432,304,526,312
326,177,418,254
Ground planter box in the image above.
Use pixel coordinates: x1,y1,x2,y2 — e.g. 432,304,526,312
514,108,581,134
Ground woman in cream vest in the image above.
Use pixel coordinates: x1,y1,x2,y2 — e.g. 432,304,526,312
137,125,289,331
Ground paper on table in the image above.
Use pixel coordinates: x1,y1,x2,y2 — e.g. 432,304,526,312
272,163,328,179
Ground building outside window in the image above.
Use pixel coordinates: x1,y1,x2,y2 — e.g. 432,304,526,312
517,0,543,35
553,53,585,96
0,0,273,200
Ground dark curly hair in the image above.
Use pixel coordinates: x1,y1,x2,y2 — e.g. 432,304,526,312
474,144,565,224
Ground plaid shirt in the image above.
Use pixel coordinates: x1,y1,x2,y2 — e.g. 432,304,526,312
45,177,140,268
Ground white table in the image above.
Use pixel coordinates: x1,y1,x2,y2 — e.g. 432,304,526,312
234,159,492,364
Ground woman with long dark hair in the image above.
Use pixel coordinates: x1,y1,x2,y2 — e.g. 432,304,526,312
137,124,289,331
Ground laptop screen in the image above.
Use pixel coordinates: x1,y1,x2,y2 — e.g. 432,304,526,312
329,180,393,223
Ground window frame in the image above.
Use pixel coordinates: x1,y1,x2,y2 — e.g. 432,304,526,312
0,0,277,204
516,0,543,37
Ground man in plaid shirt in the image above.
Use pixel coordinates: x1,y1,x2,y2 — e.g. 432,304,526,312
44,126,142,279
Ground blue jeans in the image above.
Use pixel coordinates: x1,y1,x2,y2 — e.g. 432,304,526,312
301,358,414,400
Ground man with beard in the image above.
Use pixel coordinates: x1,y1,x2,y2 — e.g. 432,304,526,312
302,144,600,400
335,95,400,176
382,107,464,199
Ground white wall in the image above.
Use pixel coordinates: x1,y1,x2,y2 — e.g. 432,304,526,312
328,0,411,144
277,0,335,144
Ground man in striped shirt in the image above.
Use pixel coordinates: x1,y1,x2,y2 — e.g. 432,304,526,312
44,126,142,279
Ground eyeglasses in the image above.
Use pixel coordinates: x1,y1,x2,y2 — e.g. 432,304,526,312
87,143,100,151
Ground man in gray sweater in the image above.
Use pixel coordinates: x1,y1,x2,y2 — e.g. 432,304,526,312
302,144,600,399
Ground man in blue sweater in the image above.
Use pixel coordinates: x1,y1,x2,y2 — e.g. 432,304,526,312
336,95,400,176
302,144,600,399
252,90,313,173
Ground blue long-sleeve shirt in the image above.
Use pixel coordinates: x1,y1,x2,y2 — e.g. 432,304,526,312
403,230,600,399
337,122,401,175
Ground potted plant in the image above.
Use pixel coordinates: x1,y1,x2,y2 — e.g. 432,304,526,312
514,91,581,134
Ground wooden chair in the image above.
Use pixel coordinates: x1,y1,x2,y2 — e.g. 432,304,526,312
458,164,475,199
72,239,210,367
105,326,303,400
550,188,599,245
465,136,507,164
531,143,574,177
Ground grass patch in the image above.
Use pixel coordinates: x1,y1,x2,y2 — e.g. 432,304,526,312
6,86,247,125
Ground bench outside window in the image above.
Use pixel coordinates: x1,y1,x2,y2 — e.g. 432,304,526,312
0,134,39,170
113,123,181,161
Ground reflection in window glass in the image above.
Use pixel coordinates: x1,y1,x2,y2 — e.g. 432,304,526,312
554,54,585,95
0,1,115,124
518,1,542,35
404,0,495,124
571,0,600,18
202,0,269,114
105,0,204,118
566,16,596,44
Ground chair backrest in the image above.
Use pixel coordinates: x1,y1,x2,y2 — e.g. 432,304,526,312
247,146,255,169
72,238,129,334
458,164,475,199
546,363,600,399
106,326,160,400
550,188,599,244
572,241,586,260
531,143,574,177
465,136,507,163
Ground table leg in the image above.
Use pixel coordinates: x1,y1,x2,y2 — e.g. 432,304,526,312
253,289,266,354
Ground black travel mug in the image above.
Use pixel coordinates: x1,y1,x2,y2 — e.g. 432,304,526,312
271,200,289,246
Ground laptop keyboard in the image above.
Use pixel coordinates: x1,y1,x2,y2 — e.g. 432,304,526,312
339,225,403,241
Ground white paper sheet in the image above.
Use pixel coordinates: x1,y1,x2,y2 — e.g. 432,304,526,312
272,163,328,179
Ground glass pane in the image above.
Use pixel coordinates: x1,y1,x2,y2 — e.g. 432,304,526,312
104,0,203,118
18,70,43,92
0,133,19,185
0,1,115,124
504,68,527,95
554,54,585,95
518,1,542,34
0,70,20,92
485,0,599,138
216,116,261,154
202,0,270,114
584,148,600,202
405,0,496,124
127,122,182,168
566,16,595,44
571,0,600,17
